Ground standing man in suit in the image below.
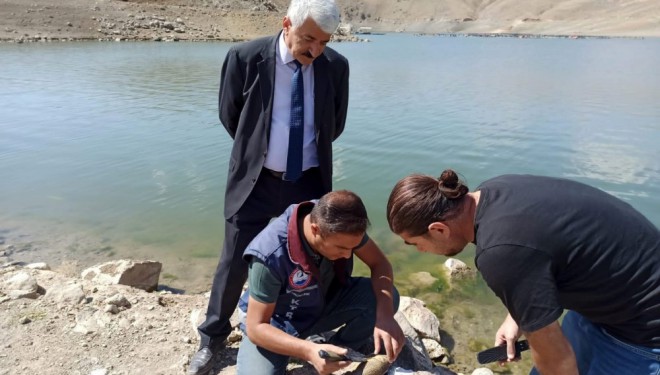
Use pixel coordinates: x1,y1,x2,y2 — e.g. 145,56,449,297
188,1,349,374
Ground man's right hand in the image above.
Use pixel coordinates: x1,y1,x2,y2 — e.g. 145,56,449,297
494,313,522,364
307,343,351,375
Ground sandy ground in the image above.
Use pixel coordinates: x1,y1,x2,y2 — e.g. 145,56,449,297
0,259,334,375
0,0,285,42
0,251,474,375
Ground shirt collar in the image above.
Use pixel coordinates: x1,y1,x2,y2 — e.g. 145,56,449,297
287,201,320,276
278,31,297,66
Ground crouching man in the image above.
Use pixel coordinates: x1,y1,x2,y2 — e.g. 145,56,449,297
236,190,405,375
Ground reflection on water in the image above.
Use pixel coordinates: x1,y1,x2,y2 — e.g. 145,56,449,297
2,35,660,373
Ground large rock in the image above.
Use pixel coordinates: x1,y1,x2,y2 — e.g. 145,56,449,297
3,271,41,299
81,260,162,292
45,282,86,305
398,297,441,342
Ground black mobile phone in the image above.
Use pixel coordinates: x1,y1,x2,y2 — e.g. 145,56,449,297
476,340,530,364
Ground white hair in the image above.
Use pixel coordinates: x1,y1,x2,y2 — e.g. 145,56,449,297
286,0,340,34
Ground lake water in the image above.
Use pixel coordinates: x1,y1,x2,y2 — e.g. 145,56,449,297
1,34,659,373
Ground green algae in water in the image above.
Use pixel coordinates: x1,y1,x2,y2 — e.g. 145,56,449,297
467,338,490,352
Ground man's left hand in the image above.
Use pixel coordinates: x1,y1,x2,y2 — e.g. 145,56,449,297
373,316,405,362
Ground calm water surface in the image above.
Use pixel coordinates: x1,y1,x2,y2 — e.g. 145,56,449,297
2,34,659,373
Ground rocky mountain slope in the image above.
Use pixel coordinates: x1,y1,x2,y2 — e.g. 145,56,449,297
1,0,659,42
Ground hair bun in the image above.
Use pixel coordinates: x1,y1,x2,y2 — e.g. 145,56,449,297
439,169,459,189
437,169,468,199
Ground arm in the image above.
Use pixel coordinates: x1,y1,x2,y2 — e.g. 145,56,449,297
494,314,578,374
245,296,351,375
354,239,405,362
331,61,349,141
218,47,245,139
525,321,578,375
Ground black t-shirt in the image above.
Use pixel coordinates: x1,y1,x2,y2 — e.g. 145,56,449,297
474,175,660,347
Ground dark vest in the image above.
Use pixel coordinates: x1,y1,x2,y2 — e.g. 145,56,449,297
238,201,353,337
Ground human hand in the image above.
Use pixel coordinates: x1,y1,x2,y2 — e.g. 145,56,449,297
494,313,522,365
307,343,351,375
373,316,405,362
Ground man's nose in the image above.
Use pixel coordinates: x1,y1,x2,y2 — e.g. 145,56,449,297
310,42,324,57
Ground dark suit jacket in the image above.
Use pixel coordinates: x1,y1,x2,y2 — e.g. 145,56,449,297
219,33,350,218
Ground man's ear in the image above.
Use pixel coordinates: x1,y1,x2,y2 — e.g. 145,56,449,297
428,222,450,238
310,222,321,237
282,16,291,30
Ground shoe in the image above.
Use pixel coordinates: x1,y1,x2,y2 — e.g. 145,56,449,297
187,346,215,375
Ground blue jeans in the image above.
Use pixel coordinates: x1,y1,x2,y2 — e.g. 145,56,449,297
236,277,400,375
530,311,660,375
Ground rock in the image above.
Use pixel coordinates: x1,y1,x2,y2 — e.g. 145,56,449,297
25,262,50,270
73,307,101,334
45,282,86,305
81,260,162,291
3,271,41,299
105,293,131,309
443,258,475,280
471,368,494,375
398,297,441,342
226,328,243,344
422,338,449,362
190,308,203,337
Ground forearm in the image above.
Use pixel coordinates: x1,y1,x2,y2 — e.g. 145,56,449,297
247,323,315,362
526,322,578,375
532,345,578,375
531,350,578,375
370,261,395,318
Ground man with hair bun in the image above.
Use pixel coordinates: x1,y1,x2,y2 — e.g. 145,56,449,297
236,190,404,374
387,169,660,375
189,0,350,373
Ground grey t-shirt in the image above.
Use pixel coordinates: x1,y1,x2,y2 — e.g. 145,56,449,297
474,174,660,347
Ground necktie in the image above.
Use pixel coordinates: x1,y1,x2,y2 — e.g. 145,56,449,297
284,60,304,182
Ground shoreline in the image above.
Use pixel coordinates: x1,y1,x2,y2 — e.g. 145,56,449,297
1,31,652,44
1,245,530,375
0,217,530,374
